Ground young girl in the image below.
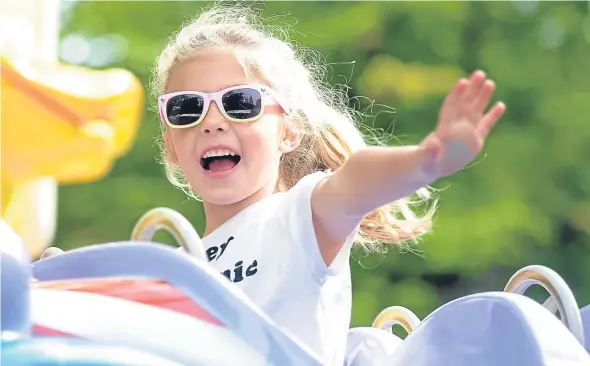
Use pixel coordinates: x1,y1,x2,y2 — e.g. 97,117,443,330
153,4,505,365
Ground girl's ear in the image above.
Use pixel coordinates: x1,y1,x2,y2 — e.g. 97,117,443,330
164,130,179,165
279,119,302,153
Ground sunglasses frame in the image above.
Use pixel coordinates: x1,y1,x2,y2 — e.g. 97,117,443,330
158,84,289,129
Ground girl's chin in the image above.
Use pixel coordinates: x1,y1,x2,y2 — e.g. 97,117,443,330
199,191,250,207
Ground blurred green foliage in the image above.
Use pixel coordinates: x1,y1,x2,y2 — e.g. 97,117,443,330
54,1,590,329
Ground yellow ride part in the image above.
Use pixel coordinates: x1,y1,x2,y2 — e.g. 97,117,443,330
1,57,144,256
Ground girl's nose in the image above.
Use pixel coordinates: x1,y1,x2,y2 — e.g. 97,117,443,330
199,101,228,134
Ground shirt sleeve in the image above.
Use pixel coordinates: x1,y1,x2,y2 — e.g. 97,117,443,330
282,171,360,282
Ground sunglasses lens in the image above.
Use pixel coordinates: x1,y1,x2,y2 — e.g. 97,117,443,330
222,88,262,120
166,94,205,126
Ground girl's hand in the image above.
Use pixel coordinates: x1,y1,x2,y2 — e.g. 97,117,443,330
421,70,506,178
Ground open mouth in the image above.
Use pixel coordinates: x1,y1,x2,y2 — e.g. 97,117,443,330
200,149,242,173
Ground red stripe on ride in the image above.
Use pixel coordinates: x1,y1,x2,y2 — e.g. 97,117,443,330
33,324,77,337
35,278,223,326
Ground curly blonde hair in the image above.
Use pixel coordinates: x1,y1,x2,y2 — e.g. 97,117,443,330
151,3,436,252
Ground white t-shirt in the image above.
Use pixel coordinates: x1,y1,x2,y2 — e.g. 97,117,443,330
201,171,358,365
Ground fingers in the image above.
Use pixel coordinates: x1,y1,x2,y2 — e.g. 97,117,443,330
461,71,487,103
440,70,503,132
462,70,499,126
448,78,469,104
478,102,506,138
472,80,496,114
439,78,469,123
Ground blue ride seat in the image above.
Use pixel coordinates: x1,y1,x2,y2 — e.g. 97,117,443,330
581,304,590,353
30,241,322,366
344,327,403,366
1,220,32,337
1,338,184,366
385,292,590,366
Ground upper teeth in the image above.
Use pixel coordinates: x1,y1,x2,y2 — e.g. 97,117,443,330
202,149,237,159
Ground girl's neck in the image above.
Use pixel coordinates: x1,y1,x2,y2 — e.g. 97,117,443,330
202,184,274,237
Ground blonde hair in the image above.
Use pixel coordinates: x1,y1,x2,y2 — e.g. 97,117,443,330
151,3,436,252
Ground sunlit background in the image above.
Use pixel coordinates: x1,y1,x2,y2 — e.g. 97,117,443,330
4,1,590,330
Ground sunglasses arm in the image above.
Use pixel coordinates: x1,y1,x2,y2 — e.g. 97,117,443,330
265,88,292,116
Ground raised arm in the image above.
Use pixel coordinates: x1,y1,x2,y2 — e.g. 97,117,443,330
311,71,506,264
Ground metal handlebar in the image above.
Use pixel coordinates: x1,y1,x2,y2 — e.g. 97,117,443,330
371,306,421,336
131,207,207,262
504,264,584,345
